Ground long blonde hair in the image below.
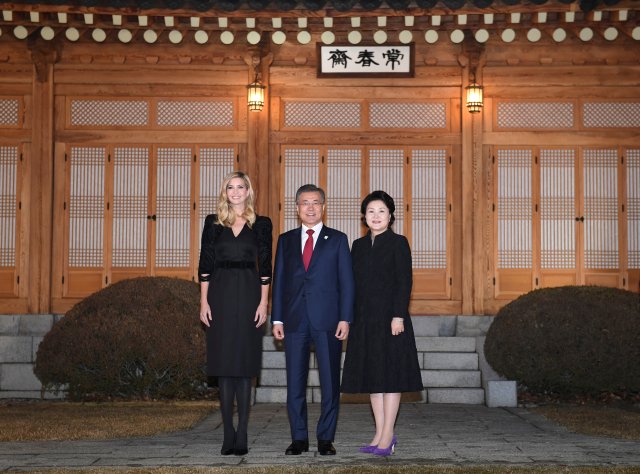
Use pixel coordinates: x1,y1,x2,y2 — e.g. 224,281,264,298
216,171,257,227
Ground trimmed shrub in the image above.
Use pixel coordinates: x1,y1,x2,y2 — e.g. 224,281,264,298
35,277,206,400
484,286,640,395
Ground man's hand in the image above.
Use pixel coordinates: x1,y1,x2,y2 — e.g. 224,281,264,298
272,323,285,340
335,321,349,340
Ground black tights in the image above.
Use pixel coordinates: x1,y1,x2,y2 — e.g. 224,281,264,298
218,376,252,450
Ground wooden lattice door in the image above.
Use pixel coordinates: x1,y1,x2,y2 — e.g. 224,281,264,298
62,144,236,297
280,144,452,300
494,146,634,298
0,144,22,297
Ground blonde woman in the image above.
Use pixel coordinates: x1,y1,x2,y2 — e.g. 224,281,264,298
198,171,272,456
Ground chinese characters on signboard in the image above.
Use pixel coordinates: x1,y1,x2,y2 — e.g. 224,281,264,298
317,44,414,77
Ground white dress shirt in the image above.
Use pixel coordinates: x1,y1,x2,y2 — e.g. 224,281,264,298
301,222,324,252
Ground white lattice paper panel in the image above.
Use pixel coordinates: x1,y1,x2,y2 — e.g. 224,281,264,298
199,147,235,246
540,149,576,269
69,147,105,267
70,99,149,127
0,99,19,126
628,149,640,269
283,148,319,232
0,146,18,267
497,102,574,129
583,149,618,269
112,147,149,268
497,149,532,269
156,148,191,268
412,149,447,269
284,102,361,129
157,100,234,127
369,149,404,235
326,148,362,245
369,103,446,129
583,102,640,128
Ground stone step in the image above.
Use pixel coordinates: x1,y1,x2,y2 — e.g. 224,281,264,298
255,387,430,404
261,368,321,387
263,335,477,354
415,336,476,353
256,386,486,405
427,388,485,404
421,352,478,370
255,387,330,404
260,368,482,389
421,370,481,388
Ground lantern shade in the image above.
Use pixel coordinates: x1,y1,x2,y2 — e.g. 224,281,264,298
247,80,266,112
465,82,483,113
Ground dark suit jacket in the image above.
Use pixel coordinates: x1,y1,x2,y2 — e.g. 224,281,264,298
272,225,355,332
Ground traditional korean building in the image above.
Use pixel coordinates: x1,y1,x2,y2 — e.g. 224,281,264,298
0,1,638,313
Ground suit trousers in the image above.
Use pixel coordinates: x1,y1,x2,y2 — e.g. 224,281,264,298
284,314,343,441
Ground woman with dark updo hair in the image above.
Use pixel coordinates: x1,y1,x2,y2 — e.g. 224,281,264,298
341,190,423,457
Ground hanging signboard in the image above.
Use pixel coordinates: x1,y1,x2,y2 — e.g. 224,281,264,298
317,44,414,78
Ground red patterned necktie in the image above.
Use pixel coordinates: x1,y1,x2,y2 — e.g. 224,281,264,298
302,229,314,271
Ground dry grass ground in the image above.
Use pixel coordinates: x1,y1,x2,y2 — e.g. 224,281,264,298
531,404,640,440
0,400,215,441
21,466,640,474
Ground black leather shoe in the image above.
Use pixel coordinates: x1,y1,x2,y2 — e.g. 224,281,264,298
234,448,248,456
220,447,235,455
318,440,336,455
285,440,309,455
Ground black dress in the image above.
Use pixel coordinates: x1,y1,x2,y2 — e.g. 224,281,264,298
341,229,424,394
198,214,272,377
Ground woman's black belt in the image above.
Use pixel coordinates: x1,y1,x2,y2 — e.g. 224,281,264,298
217,261,255,269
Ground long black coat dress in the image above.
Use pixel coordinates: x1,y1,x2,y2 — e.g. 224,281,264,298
341,229,423,393
198,214,272,377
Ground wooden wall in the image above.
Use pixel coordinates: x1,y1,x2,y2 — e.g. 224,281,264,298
0,28,638,315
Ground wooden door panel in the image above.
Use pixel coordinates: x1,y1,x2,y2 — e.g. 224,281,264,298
0,144,20,298
111,146,150,274
494,147,533,298
412,271,449,299
64,145,106,297
626,148,640,292
583,271,621,288
496,269,534,297
154,146,192,272
66,270,103,298
539,271,577,288
326,147,363,245
410,147,450,299
582,148,621,279
539,148,579,288
280,146,321,232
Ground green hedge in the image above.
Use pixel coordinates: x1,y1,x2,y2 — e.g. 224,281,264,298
484,286,640,395
34,277,206,400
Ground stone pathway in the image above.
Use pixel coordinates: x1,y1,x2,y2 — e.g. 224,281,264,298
1,403,639,470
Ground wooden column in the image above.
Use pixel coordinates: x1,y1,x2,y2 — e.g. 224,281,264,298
459,54,474,315
245,46,273,216
471,77,485,315
27,38,59,313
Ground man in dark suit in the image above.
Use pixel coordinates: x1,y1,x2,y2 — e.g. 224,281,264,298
271,184,355,456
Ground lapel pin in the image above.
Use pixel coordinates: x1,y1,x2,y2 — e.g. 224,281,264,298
324,235,328,240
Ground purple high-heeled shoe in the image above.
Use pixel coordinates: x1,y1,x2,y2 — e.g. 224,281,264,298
372,435,397,457
358,444,377,454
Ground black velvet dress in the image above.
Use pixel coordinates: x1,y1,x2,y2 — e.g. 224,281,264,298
341,229,424,393
198,214,272,377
